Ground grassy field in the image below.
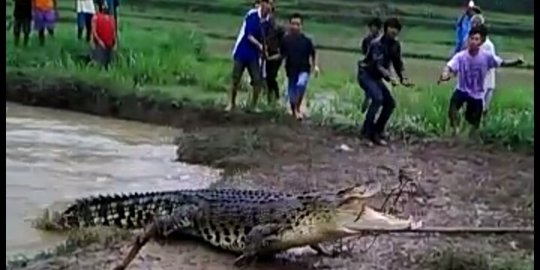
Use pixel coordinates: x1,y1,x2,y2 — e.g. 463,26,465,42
5,0,534,148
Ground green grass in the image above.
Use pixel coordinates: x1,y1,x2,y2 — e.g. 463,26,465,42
5,1,534,149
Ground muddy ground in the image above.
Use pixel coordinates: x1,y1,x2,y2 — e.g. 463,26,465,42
6,73,534,270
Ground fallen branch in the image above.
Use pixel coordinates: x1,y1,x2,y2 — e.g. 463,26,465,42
363,226,534,235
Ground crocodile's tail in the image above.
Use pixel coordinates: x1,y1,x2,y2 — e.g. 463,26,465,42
51,190,184,230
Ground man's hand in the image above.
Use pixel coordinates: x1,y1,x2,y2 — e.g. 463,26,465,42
400,78,414,88
389,77,398,87
437,72,451,85
257,43,264,52
312,65,320,77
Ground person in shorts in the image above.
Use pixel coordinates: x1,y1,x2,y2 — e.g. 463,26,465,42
12,0,32,46
77,0,96,42
227,0,272,111
438,25,523,132
33,0,57,45
279,13,319,120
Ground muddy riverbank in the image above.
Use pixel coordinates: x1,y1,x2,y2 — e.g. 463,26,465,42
6,71,534,270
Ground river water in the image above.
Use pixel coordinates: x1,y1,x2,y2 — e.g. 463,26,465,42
5,102,221,259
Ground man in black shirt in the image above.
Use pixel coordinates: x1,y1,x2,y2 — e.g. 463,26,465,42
361,17,382,55
280,13,319,120
357,18,413,146
12,0,32,46
262,12,285,104
359,17,382,113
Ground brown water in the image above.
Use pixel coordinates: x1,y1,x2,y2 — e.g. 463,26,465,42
5,103,221,258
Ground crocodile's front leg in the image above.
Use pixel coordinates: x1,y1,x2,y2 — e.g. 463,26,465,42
113,204,201,270
233,224,283,267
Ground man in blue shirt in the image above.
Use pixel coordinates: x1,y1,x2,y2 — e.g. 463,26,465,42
452,4,481,56
227,0,272,111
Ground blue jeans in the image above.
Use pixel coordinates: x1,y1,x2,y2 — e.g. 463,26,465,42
357,70,396,137
287,72,310,105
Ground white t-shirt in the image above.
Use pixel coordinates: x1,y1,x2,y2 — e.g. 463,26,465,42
77,0,96,14
481,37,496,90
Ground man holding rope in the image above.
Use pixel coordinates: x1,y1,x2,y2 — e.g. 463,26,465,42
357,18,414,146
227,0,272,112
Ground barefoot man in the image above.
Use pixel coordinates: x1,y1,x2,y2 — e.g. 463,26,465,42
227,0,272,112
279,13,320,120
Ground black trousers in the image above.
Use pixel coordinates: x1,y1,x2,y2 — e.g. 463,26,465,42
265,59,282,101
13,17,31,45
357,69,396,137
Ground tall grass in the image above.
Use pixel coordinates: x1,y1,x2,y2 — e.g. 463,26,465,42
5,20,533,149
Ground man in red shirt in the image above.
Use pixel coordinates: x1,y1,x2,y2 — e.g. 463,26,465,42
91,2,116,69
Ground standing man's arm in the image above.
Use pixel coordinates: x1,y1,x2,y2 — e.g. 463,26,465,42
493,54,523,68
360,36,369,55
308,38,319,76
91,16,104,47
371,43,394,84
437,54,459,84
391,41,413,87
244,14,264,52
266,25,285,60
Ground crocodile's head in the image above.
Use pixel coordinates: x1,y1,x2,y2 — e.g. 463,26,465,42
329,183,413,235
277,183,414,248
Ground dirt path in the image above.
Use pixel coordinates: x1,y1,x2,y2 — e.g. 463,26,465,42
9,121,534,270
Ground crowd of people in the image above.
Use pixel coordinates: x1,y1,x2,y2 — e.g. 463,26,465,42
11,0,525,146
230,0,524,146
12,0,118,68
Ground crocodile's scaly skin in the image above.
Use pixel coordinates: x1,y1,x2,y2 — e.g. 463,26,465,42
56,189,294,230
49,185,413,269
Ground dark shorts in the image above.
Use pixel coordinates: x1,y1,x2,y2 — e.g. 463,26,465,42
77,12,93,28
33,9,56,31
232,59,262,88
92,44,113,68
449,90,483,127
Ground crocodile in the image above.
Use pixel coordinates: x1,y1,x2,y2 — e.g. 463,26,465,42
48,183,416,269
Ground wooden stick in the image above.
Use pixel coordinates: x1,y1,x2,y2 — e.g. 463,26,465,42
363,226,534,235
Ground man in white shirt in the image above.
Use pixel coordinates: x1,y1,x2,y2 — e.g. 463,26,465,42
471,14,496,115
76,0,95,42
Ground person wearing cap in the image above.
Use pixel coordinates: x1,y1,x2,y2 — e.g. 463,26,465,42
452,1,481,56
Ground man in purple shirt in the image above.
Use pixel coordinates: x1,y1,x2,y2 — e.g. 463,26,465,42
227,0,272,112
438,25,523,131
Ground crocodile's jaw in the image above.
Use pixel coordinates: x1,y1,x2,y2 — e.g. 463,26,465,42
336,206,412,234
